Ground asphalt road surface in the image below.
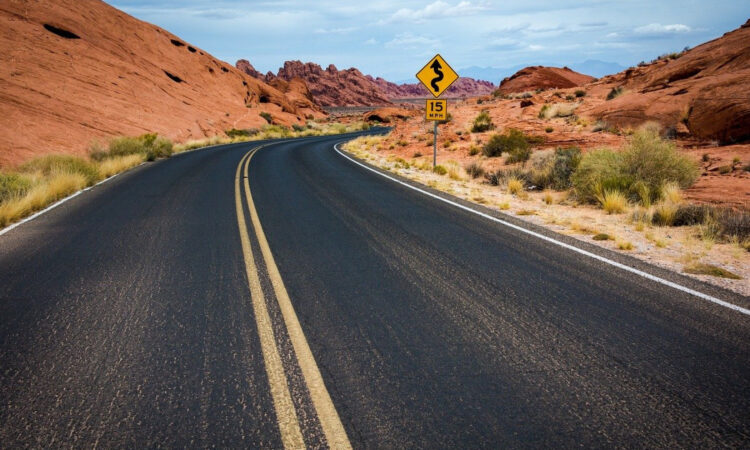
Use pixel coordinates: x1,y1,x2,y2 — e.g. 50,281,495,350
1,131,748,448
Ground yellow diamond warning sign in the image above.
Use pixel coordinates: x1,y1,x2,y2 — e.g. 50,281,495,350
425,99,447,121
416,54,459,98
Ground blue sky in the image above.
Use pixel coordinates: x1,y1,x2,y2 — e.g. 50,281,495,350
109,1,748,81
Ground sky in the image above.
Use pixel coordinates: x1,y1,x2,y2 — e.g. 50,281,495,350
109,0,748,82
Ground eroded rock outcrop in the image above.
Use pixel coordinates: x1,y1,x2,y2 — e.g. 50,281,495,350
0,0,322,166
497,66,595,94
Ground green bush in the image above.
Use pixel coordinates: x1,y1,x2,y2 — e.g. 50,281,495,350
292,124,306,132
550,147,582,190
575,90,586,98
433,165,447,175
0,173,33,203
482,129,530,159
572,128,698,204
260,112,273,123
621,126,698,201
103,133,173,162
571,149,630,202
20,155,100,185
470,111,494,132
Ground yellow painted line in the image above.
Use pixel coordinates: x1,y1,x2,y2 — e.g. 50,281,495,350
244,148,353,449
234,148,305,449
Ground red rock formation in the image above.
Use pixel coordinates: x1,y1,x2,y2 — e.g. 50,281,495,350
272,61,392,107
0,0,322,167
370,77,496,99
584,19,750,143
497,66,595,94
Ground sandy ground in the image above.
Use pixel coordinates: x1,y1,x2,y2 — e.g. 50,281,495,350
343,136,750,298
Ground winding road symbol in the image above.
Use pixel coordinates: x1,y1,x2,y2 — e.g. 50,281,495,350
416,54,459,98
430,60,444,93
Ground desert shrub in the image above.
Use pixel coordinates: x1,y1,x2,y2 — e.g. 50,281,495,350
468,145,480,156
621,126,698,201
606,86,624,100
718,165,732,174
471,111,494,133
20,155,100,184
226,128,253,138
484,171,500,186
571,149,630,202
439,112,453,124
717,209,750,240
550,147,582,190
464,162,485,179
0,173,33,203
482,129,530,159
260,112,273,123
433,165,447,175
292,124,306,132
575,90,586,98
103,134,173,161
673,204,712,226
537,105,549,119
506,145,532,164
545,127,553,133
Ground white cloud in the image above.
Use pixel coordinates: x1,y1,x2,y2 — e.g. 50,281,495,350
364,38,378,45
384,32,439,49
385,1,486,23
634,23,691,34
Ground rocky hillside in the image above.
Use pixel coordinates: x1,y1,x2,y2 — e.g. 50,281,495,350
238,60,391,107
238,59,496,106
370,77,496,99
0,0,321,167
584,19,750,143
497,66,595,94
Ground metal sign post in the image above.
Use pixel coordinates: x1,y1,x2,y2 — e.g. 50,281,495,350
416,55,459,169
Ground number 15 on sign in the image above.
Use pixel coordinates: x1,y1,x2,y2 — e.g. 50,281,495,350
425,99,447,121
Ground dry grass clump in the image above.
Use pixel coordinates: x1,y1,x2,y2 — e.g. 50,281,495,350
98,154,145,178
0,172,87,227
616,239,634,250
597,189,628,214
507,177,523,195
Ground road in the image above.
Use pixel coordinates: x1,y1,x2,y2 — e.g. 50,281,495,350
1,131,748,448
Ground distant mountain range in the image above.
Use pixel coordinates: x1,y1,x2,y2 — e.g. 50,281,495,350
455,60,627,84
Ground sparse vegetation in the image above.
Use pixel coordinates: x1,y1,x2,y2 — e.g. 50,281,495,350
606,86,624,100
574,90,586,98
471,111,494,133
433,165,447,175
464,162,485,179
593,233,613,241
483,129,530,159
684,263,741,279
260,111,273,123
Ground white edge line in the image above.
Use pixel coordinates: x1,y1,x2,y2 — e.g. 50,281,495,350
0,166,135,237
333,142,750,316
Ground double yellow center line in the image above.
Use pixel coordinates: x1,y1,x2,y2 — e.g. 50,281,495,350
234,145,351,449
